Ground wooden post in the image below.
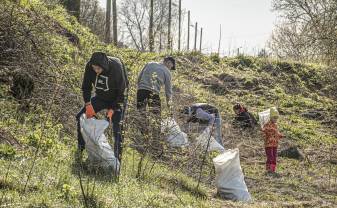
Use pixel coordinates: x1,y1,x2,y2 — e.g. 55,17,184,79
187,10,190,51
199,27,203,52
159,31,162,51
194,22,198,51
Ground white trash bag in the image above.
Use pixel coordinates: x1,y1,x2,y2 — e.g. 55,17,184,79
161,118,189,147
80,115,120,173
258,107,278,127
195,126,224,152
213,148,251,202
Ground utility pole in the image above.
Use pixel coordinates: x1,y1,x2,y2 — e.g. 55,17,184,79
194,22,198,51
149,0,154,52
199,27,203,52
187,10,190,51
105,0,111,43
168,0,172,50
217,24,222,55
178,0,182,51
112,0,118,46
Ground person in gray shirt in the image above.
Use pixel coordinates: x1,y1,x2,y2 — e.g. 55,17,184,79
137,56,175,113
136,56,175,155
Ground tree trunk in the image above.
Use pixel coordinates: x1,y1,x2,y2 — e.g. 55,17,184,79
112,0,117,46
105,0,111,43
149,0,154,52
187,10,190,51
167,0,172,50
178,0,182,51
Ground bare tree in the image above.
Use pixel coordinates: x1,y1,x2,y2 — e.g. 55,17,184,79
80,0,106,41
120,0,179,51
271,0,337,64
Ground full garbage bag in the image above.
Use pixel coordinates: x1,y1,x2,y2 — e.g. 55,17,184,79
258,107,278,127
161,118,189,147
195,126,224,152
80,115,120,174
213,148,251,202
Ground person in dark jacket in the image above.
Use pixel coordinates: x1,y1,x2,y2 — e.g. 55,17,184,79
76,52,127,162
232,103,257,129
182,103,223,146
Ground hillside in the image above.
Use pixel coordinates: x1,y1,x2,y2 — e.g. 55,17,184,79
0,0,336,207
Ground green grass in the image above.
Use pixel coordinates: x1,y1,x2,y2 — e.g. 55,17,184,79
1,0,336,207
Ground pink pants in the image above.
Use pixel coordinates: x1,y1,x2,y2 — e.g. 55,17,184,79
265,147,277,172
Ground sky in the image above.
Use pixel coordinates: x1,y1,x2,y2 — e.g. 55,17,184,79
98,0,277,56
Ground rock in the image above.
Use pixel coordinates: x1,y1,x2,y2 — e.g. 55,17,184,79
279,146,304,160
301,110,324,120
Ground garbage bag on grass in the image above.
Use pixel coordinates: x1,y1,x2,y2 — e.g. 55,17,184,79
195,126,225,152
161,118,189,147
80,115,120,174
258,107,278,128
213,148,251,202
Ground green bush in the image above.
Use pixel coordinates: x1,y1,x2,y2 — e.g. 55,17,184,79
210,53,220,64
228,55,255,69
0,144,16,159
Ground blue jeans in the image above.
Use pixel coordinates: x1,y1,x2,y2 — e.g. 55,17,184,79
195,108,223,147
214,116,223,146
76,96,123,161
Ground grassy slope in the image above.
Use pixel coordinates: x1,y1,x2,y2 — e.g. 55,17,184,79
0,1,336,207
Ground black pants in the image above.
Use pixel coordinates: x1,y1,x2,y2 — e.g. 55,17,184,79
76,96,123,161
136,89,161,114
136,89,162,153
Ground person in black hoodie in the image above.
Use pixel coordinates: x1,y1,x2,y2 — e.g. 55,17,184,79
75,52,127,162
232,103,257,129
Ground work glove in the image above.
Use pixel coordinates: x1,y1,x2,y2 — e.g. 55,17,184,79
107,109,114,125
85,103,96,119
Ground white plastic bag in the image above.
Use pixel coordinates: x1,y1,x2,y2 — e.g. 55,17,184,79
258,107,278,127
195,126,224,152
161,118,189,147
213,149,251,202
80,115,120,173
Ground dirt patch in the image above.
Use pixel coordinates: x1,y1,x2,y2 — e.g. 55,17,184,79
0,128,21,149
301,110,325,120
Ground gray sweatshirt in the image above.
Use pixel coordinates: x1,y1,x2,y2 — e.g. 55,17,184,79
137,62,172,102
